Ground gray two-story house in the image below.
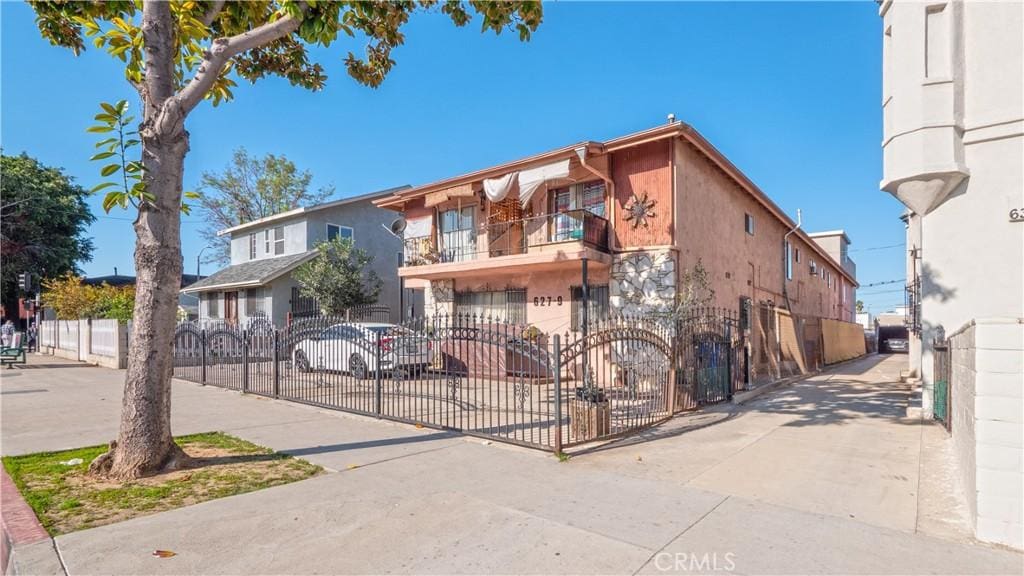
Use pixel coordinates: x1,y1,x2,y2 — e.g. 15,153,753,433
183,186,409,325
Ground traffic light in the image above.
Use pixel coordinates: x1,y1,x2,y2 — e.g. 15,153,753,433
17,272,32,292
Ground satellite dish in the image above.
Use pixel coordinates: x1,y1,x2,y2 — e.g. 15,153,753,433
387,217,407,238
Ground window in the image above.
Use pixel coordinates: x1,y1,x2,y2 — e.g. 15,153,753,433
570,285,610,331
744,213,755,235
248,233,257,260
327,224,354,243
207,292,220,318
809,259,817,277
290,286,318,318
785,241,793,281
550,182,606,243
273,226,285,255
840,242,848,264
439,206,475,262
550,182,606,218
264,230,271,254
454,288,526,324
245,288,265,317
795,247,801,264
925,5,949,79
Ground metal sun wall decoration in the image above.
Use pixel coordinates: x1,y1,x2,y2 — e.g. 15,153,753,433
624,192,656,229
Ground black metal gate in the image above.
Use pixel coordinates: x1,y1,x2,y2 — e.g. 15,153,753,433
172,309,736,453
933,338,951,431
557,317,674,447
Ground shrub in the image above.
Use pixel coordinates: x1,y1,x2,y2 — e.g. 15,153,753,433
43,274,134,320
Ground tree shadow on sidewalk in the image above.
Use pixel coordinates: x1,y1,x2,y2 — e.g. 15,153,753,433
282,430,461,458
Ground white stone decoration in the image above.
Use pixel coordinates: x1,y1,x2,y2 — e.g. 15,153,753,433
425,279,454,317
610,251,676,316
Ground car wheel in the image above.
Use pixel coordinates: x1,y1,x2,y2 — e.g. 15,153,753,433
349,353,368,380
294,349,311,373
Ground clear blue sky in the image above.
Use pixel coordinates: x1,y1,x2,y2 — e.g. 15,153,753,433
1,1,908,314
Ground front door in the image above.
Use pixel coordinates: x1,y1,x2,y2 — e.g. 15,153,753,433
224,291,238,325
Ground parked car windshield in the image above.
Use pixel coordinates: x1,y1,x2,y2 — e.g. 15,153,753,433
364,325,412,336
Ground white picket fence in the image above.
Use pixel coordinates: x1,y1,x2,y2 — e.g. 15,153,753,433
57,320,79,353
39,318,128,368
89,319,121,357
40,320,58,348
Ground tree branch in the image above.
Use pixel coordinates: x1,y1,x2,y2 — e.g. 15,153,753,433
142,2,178,107
176,14,302,115
201,0,226,27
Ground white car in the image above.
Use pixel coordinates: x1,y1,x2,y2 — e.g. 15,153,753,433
291,322,431,378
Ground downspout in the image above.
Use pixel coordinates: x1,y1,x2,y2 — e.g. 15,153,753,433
782,209,802,311
575,145,615,251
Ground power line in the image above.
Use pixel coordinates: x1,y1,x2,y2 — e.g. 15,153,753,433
858,278,905,289
850,243,905,253
858,287,906,296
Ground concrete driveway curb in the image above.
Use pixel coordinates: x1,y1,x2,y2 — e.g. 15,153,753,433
1,468,65,575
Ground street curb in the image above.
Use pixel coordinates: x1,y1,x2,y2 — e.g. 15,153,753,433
731,354,875,406
2,468,64,575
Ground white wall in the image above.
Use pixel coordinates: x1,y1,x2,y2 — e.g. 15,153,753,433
882,0,1024,410
949,319,1024,550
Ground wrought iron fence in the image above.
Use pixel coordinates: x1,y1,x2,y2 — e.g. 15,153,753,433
906,278,922,335
173,307,740,453
402,209,610,266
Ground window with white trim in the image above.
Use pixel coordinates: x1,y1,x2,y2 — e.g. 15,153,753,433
327,224,354,243
273,226,284,255
744,213,755,235
248,233,257,260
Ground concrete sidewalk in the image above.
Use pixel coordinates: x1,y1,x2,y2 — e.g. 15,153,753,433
2,354,1020,575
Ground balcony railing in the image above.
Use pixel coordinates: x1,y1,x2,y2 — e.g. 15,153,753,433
403,209,609,266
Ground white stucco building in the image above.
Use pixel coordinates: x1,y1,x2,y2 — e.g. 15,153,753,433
879,0,1023,549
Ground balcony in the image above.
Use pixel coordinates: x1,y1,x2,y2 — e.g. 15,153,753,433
401,210,611,279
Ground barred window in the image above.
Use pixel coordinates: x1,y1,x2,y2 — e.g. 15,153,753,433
570,284,610,331
207,292,220,318
454,288,526,324
246,288,266,317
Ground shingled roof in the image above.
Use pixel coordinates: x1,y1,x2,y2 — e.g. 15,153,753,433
181,251,317,293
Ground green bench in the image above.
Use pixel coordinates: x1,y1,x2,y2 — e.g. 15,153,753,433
1,333,26,368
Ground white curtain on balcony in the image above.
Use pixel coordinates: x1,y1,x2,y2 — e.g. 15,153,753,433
403,215,432,239
517,159,570,208
483,172,517,203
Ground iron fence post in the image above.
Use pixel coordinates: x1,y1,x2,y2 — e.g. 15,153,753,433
553,334,563,455
726,322,734,399
272,329,280,398
374,331,382,417
200,328,207,385
242,328,249,393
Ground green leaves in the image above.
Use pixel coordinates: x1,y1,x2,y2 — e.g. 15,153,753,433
88,99,142,213
293,237,382,315
31,1,543,105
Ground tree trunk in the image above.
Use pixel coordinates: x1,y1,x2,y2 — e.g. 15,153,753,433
90,130,192,480
89,1,191,480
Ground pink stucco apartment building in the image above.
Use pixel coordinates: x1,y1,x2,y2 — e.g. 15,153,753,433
376,120,857,336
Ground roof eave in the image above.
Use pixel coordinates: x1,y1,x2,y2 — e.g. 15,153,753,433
180,251,318,294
